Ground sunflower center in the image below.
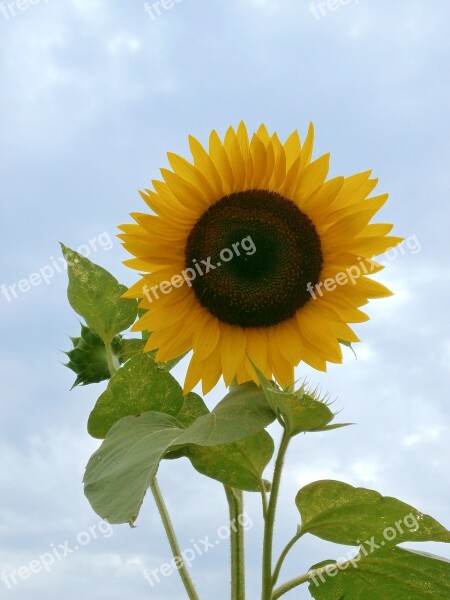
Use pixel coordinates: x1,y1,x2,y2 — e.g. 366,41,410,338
185,190,323,328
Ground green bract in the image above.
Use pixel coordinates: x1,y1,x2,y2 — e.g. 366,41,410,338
64,324,123,388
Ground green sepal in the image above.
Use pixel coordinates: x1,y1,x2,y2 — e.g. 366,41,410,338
338,338,357,358
250,360,345,436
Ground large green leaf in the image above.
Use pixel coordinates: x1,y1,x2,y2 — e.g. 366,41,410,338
185,430,275,492
61,244,137,343
173,382,275,447
88,353,185,439
296,480,450,547
163,392,210,461
85,383,276,524
84,412,183,525
308,547,450,599
118,338,146,362
174,392,209,428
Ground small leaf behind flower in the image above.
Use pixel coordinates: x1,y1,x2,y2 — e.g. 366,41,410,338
61,244,137,343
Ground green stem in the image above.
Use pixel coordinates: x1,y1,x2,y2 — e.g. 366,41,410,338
260,484,269,521
272,572,312,599
105,340,120,376
225,486,246,600
272,528,304,587
261,429,291,600
272,562,341,600
150,479,201,600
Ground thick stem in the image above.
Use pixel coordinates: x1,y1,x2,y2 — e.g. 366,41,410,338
225,486,246,600
272,528,304,587
261,430,291,600
150,479,200,600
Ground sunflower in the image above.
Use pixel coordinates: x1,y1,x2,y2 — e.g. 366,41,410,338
119,123,402,394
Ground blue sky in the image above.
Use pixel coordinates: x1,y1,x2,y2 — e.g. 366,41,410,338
1,0,449,598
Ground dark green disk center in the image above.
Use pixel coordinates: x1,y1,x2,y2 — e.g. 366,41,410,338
185,189,323,328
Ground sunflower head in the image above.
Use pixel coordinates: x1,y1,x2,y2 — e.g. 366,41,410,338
119,123,402,394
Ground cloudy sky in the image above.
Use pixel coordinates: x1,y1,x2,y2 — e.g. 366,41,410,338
1,0,449,598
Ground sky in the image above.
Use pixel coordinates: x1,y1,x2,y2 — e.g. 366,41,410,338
1,0,450,598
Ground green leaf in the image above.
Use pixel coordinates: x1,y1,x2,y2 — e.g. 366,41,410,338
185,430,275,492
174,392,209,428
163,393,210,460
118,338,184,372
119,338,146,362
84,412,183,525
296,480,450,547
87,353,185,439
61,244,137,343
85,383,275,524
147,351,187,373
173,382,275,447
308,547,450,599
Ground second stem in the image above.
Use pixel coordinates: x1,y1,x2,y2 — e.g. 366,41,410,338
261,429,291,600
225,486,246,600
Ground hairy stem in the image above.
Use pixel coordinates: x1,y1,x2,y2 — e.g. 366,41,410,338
272,528,304,587
272,561,343,599
272,572,312,599
225,486,246,600
260,484,269,521
261,429,291,600
150,479,201,600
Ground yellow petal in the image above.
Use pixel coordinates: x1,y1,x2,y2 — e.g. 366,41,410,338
220,324,246,386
